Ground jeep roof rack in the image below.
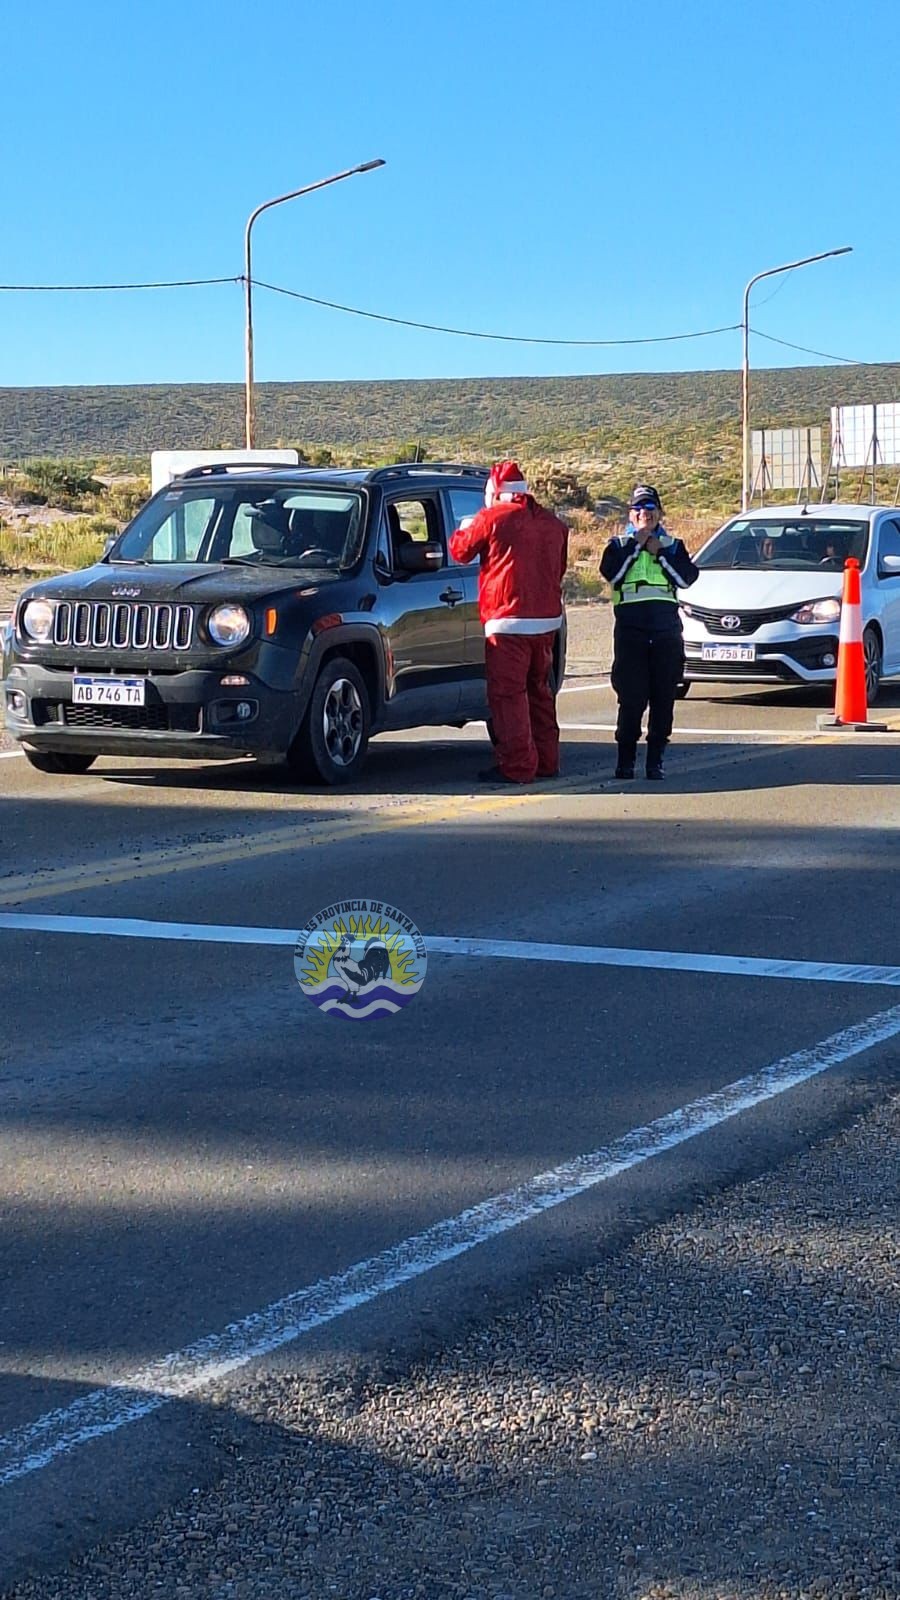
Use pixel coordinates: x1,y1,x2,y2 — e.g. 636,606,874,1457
176,461,302,480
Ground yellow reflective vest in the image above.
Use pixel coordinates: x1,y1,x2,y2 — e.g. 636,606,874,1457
613,545,678,607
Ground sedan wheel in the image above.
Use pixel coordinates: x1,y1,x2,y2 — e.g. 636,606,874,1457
863,628,883,705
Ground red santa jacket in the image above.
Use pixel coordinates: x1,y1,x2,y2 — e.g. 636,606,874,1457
448,496,568,636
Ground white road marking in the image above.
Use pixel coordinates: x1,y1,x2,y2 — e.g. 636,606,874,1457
0,913,898,987
559,679,612,693
1,998,898,1489
0,750,22,760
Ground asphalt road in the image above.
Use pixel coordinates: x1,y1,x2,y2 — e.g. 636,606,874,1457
1,677,899,1588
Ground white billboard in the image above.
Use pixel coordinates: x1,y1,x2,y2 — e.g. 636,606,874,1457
751,427,822,490
150,449,299,494
830,404,900,469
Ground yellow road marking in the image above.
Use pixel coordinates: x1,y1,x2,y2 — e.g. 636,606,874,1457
0,734,872,907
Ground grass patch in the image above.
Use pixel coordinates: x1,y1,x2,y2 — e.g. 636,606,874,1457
0,517,114,575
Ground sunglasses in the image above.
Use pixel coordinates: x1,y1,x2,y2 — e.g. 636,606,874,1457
631,503,659,514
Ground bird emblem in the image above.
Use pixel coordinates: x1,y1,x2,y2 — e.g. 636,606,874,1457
330,934,392,1001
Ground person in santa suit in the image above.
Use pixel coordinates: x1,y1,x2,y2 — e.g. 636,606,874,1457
449,460,568,784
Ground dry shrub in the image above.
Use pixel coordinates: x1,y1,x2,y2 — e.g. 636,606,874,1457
671,509,724,554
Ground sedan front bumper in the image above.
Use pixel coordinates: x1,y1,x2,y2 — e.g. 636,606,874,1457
683,630,840,685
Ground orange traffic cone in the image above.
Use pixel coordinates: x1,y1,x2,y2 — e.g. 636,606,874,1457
818,558,886,731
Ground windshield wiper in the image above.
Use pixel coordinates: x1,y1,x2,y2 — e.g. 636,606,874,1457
220,555,338,569
108,557,149,565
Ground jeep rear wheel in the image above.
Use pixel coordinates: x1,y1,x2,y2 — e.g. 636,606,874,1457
24,750,97,775
289,657,370,785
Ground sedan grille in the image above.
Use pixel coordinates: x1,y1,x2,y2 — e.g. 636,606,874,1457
683,602,801,636
53,600,195,651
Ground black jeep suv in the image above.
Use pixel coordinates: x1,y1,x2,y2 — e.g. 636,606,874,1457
2,462,566,784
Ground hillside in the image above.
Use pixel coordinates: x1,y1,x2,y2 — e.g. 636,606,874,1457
2,362,900,460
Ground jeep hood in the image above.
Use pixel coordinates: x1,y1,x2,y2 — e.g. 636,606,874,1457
20,563,333,604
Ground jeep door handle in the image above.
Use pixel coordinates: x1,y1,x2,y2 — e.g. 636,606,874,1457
439,587,464,606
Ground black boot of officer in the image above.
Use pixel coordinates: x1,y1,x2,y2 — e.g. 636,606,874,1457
646,738,667,781
615,741,637,779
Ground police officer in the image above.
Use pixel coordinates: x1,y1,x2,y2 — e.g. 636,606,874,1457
599,484,697,780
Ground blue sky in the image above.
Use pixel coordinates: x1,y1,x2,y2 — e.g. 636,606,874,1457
3,0,898,387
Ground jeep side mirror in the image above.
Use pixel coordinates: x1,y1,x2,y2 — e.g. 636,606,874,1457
397,540,444,574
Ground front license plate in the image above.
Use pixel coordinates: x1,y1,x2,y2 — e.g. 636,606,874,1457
73,675,146,706
701,644,756,663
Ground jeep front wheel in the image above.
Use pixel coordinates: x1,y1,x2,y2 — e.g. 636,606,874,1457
289,657,370,785
24,750,97,775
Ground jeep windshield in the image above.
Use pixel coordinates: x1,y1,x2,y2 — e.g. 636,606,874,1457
111,485,365,571
695,516,869,571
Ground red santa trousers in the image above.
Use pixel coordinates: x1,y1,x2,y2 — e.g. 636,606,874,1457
485,631,559,782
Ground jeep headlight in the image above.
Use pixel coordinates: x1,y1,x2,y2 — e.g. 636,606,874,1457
21,599,55,642
790,598,841,625
207,604,251,647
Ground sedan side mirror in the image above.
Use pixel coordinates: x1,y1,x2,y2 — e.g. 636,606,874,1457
397,540,444,575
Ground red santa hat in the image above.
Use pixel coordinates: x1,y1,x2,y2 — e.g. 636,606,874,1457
485,459,528,507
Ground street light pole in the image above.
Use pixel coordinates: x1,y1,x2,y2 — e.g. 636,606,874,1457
243,158,385,449
741,245,852,511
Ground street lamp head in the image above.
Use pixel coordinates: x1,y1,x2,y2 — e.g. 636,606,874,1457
243,156,388,449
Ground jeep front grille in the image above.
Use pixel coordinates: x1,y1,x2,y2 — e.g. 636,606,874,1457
53,601,195,651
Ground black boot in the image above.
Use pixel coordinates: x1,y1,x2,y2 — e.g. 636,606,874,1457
646,740,667,780
614,743,636,780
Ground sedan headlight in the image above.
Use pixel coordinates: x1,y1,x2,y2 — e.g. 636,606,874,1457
790,598,841,626
21,599,55,642
679,602,694,617
206,604,251,647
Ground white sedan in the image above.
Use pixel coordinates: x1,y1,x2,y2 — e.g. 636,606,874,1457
679,503,900,702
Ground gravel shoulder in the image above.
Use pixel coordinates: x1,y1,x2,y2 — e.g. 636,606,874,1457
564,601,613,675
6,1091,897,1600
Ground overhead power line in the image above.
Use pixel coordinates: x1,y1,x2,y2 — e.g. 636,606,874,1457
0,276,240,291
0,271,870,364
750,326,862,365
253,278,741,348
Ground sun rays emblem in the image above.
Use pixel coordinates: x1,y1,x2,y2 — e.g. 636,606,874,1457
293,901,427,1021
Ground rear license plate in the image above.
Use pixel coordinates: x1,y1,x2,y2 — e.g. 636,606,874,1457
73,675,146,706
701,644,756,663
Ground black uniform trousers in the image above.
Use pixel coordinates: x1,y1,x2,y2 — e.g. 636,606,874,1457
610,610,684,757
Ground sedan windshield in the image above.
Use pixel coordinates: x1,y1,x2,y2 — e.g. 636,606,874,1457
111,485,365,570
695,517,869,572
